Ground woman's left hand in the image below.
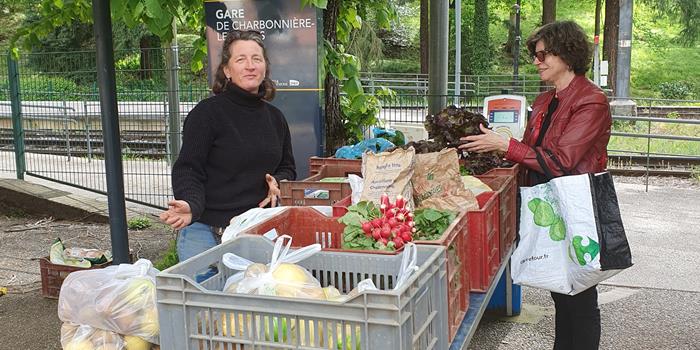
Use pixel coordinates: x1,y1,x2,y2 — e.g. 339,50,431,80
458,124,510,153
258,174,281,208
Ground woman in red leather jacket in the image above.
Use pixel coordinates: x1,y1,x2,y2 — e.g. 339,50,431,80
461,21,611,350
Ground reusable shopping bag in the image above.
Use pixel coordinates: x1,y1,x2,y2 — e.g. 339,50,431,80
511,172,633,295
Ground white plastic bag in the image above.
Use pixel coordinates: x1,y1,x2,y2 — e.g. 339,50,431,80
511,174,630,295
60,322,126,350
57,259,160,344
348,174,364,205
221,207,289,243
222,235,323,299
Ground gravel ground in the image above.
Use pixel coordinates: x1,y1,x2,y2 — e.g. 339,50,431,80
468,285,700,350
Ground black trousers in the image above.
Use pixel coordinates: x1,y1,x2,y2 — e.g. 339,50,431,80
551,286,601,350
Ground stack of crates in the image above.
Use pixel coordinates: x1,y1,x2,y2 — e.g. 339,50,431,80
413,210,470,341
279,164,359,207
467,191,501,292
156,235,448,350
280,159,361,206
482,165,519,260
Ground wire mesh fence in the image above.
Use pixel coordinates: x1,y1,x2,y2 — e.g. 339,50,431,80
0,48,210,208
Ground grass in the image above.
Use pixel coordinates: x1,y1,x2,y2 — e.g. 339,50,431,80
380,0,700,100
608,120,700,156
153,239,179,271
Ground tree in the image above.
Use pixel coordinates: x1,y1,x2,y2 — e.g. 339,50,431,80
322,0,343,156
420,0,429,74
639,0,700,46
13,0,396,156
603,0,619,93
542,0,556,25
471,0,491,75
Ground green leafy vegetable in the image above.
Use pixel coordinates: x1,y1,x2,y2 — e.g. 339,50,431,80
413,208,456,241
338,201,385,251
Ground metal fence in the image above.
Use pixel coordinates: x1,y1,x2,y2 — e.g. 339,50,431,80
1,48,699,209
1,48,210,208
361,72,552,98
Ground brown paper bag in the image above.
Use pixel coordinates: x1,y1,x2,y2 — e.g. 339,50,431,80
360,147,416,207
412,148,479,212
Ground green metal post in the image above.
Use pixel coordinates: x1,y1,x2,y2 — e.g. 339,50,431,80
8,52,25,179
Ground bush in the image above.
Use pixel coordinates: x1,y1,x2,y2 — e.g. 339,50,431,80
658,81,693,100
115,53,141,71
19,75,90,100
127,216,152,230
372,59,420,73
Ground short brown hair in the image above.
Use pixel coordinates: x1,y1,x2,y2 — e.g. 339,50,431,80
526,21,591,75
212,30,276,100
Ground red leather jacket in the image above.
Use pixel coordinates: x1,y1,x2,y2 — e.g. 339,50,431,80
505,75,611,185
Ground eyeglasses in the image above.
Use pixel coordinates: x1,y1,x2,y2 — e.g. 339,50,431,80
533,49,551,62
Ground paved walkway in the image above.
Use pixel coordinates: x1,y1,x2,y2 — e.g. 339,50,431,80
469,180,700,350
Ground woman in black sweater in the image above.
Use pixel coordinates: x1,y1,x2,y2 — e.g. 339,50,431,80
160,30,296,275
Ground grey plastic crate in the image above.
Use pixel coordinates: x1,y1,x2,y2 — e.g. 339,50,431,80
157,235,448,350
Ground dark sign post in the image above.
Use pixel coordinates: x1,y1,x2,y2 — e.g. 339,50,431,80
204,0,322,178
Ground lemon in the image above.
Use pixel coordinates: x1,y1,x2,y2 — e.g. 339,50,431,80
124,335,151,350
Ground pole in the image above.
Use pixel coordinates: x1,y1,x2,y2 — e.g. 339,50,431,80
165,21,182,166
92,0,130,264
616,0,633,98
8,53,25,180
454,0,461,97
512,0,521,91
428,0,448,114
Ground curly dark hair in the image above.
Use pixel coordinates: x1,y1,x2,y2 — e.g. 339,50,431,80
212,30,276,101
526,21,591,76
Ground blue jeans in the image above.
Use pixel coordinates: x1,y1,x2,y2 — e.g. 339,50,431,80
177,222,219,283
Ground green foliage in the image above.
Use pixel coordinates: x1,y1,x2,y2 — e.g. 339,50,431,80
639,0,700,46
318,0,398,145
115,53,141,71
11,0,205,62
413,208,455,241
608,120,700,157
471,0,491,75
337,201,384,251
127,216,152,230
372,59,420,73
153,239,179,271
658,81,694,100
17,75,87,100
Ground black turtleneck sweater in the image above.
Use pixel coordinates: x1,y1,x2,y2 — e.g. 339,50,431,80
172,84,296,227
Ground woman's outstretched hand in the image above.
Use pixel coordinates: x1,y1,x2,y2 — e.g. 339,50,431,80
258,174,281,208
159,200,192,230
458,124,510,153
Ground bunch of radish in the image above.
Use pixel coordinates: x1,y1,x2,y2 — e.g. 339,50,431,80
360,194,416,249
